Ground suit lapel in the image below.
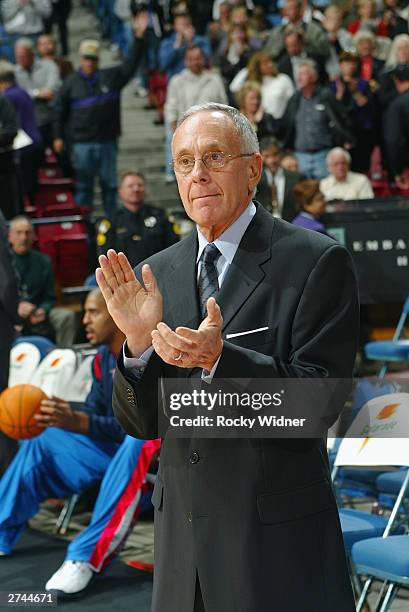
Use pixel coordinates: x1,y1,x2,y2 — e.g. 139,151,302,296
218,205,273,332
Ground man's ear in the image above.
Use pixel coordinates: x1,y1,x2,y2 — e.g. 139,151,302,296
247,153,263,194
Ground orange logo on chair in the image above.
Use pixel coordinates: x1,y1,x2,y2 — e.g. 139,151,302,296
15,353,26,362
376,403,399,420
50,358,62,368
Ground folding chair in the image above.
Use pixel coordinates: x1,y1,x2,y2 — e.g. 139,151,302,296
364,296,409,380
352,535,409,611
13,335,55,360
332,392,409,610
8,343,41,387
64,354,94,402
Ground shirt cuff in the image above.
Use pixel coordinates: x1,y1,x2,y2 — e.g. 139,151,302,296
123,342,154,375
201,355,221,384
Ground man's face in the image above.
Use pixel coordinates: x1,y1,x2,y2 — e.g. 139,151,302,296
329,153,349,180
185,48,205,74
9,220,34,254
119,174,145,210
80,56,98,75
261,147,281,173
174,15,192,34
395,41,409,64
82,291,116,345
340,60,357,79
37,35,55,57
297,65,316,89
172,111,262,239
357,38,374,57
15,46,33,70
285,0,301,23
285,34,302,57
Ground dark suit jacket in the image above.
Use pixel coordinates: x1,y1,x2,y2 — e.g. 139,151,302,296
113,205,358,612
256,168,304,221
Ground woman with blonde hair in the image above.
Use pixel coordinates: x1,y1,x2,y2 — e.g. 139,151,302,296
231,51,294,118
236,80,280,140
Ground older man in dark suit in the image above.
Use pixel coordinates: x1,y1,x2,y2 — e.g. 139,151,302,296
96,103,358,612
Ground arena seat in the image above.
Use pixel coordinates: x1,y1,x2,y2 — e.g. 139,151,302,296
30,348,77,398
13,336,55,360
64,355,94,402
8,343,42,387
37,177,74,192
38,167,64,180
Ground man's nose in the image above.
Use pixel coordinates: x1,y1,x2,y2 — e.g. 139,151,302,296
190,158,210,182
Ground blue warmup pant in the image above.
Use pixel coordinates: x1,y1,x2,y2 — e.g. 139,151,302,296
0,428,119,555
67,436,161,572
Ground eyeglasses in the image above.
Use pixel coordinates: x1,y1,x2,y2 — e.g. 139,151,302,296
171,151,254,175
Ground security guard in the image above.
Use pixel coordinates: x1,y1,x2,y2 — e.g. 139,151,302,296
95,171,179,267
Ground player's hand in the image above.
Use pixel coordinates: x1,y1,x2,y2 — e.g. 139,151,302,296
151,297,223,371
35,396,88,432
96,250,163,355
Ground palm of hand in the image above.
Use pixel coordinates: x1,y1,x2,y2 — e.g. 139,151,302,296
107,279,163,337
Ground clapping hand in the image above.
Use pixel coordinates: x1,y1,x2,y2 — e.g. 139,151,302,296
96,250,163,356
151,297,223,371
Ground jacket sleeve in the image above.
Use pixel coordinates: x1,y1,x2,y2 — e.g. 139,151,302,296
33,0,52,18
84,354,125,443
113,35,145,89
0,95,18,148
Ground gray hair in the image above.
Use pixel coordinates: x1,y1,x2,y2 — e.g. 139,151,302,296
9,215,34,229
387,33,409,68
177,103,260,154
297,58,318,77
326,147,351,168
353,30,375,46
15,37,34,51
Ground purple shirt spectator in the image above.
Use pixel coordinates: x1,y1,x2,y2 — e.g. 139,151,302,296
292,211,327,234
4,83,42,146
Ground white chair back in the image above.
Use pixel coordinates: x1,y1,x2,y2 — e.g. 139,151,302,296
30,349,77,398
334,393,409,468
65,355,94,402
8,343,41,387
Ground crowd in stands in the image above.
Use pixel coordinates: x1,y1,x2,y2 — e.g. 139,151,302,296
1,0,409,601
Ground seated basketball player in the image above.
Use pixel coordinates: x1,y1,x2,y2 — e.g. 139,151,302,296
0,288,159,597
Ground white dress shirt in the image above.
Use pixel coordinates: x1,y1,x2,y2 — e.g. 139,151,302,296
124,201,257,379
320,171,375,201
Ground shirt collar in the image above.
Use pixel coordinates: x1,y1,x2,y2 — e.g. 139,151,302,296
196,201,256,264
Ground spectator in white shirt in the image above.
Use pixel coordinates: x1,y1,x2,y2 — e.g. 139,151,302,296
320,147,374,200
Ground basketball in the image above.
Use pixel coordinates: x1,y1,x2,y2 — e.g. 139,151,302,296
0,385,48,440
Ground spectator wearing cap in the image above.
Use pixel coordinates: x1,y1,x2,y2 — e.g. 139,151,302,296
14,37,61,147
383,64,409,188
320,147,374,200
330,51,378,173
291,179,328,233
0,61,43,204
53,14,148,216
280,59,354,179
1,0,51,61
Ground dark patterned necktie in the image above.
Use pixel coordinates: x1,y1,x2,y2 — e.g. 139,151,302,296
198,243,221,318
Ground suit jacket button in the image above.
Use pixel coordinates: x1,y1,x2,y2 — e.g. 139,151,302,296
189,451,199,464
187,512,192,522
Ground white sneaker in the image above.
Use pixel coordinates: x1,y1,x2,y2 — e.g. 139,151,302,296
45,561,94,597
